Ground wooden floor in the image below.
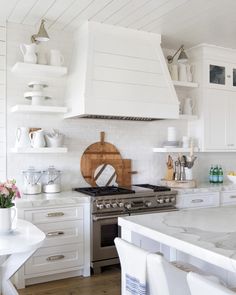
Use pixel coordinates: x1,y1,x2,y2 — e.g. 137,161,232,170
18,266,121,295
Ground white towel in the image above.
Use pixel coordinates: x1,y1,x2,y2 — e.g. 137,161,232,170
115,238,148,295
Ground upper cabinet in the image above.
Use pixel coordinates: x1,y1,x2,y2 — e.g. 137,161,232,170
64,21,179,120
188,44,236,152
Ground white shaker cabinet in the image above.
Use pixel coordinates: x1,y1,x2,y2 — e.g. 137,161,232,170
176,191,220,209
15,201,90,288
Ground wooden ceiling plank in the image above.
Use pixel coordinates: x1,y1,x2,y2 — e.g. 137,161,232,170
105,0,150,25
130,0,189,30
49,0,95,31
42,0,76,29
22,0,56,26
63,0,114,31
118,0,168,27
91,0,131,23
0,0,19,22
8,0,39,23
149,0,221,34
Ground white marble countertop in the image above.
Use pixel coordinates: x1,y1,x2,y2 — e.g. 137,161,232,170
15,190,90,208
0,219,45,255
175,182,236,194
118,206,236,272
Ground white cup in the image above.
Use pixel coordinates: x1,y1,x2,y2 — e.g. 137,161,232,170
167,127,177,142
49,49,64,66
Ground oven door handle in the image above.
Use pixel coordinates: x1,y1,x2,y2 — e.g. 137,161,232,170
93,214,129,221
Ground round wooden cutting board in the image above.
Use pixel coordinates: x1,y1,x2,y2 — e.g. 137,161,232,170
80,132,132,187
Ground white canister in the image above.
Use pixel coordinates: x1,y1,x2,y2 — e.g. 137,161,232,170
167,127,177,142
182,136,190,148
170,64,178,81
0,207,17,234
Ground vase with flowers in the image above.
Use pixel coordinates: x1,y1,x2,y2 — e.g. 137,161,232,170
0,180,21,234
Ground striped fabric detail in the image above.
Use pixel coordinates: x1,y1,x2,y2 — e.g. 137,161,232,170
126,273,146,295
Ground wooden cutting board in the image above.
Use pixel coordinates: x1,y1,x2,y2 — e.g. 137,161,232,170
80,132,134,187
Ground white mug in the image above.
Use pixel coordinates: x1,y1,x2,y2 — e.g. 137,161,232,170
0,207,17,234
49,49,64,66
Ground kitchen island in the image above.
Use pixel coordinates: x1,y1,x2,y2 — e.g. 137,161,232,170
118,206,236,287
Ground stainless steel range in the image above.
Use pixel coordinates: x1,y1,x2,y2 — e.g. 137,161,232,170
74,184,177,274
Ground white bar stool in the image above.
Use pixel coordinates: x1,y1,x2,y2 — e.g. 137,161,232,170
187,272,236,295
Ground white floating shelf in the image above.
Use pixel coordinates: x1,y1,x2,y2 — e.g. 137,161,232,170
11,62,67,77
11,105,68,114
172,80,199,88
179,114,198,120
153,147,200,153
11,147,68,154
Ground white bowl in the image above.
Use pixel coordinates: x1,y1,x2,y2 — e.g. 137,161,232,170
227,174,236,184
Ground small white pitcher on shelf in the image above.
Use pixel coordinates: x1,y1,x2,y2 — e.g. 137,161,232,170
29,129,46,148
20,43,37,64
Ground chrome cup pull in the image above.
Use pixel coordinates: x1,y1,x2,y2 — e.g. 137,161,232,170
46,212,64,217
46,255,65,261
230,195,236,199
191,199,204,203
46,231,64,237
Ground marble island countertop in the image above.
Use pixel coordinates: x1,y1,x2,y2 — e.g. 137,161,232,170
119,206,236,273
15,190,90,208
175,182,236,194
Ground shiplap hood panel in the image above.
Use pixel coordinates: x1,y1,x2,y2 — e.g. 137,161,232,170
64,21,179,120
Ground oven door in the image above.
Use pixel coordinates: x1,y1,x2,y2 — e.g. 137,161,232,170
92,213,129,262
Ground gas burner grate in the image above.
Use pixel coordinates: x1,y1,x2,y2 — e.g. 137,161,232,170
74,186,135,196
134,184,171,192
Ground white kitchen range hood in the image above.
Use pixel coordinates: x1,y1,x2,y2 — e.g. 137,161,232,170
64,21,179,121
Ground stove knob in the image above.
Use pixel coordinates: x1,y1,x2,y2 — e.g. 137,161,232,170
105,203,111,209
124,203,132,210
145,201,152,207
157,198,164,204
171,197,176,202
165,198,170,203
111,202,118,208
97,203,104,210
118,202,124,208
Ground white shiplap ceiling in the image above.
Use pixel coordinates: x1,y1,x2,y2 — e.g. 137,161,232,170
1,0,236,49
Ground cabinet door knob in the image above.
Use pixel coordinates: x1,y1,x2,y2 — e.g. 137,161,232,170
227,75,231,78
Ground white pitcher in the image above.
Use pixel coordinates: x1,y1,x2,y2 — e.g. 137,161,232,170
178,64,187,82
29,130,46,148
20,43,37,64
15,127,31,148
183,98,195,115
49,49,64,66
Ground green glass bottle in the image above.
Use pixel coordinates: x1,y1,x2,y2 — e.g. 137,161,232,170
209,165,214,183
218,165,223,183
212,165,219,183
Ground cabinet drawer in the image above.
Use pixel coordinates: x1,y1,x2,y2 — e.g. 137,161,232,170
24,207,83,224
37,220,84,247
177,192,220,209
25,243,84,275
221,191,236,205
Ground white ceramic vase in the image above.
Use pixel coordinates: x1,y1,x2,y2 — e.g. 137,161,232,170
0,207,17,234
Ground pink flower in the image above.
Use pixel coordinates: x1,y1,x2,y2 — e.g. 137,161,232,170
0,186,9,196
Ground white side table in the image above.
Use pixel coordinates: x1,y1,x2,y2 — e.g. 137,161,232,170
0,219,45,295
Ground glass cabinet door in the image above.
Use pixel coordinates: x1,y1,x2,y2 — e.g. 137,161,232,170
209,64,226,85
